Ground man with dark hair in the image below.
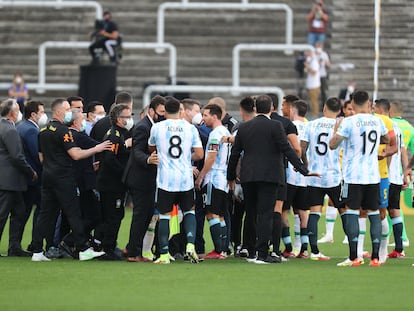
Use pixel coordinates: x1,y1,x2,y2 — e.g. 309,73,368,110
96,104,133,260
85,101,106,136
195,104,231,259
67,96,84,112
16,101,48,255
89,10,120,65
301,97,342,261
0,99,37,257
31,98,111,261
148,97,204,264
90,91,133,142
268,93,301,259
227,95,313,264
330,90,389,267
124,95,166,262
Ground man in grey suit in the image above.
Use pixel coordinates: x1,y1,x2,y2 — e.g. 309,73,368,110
0,99,37,256
227,95,316,264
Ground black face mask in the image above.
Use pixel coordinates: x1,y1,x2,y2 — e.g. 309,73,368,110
155,112,165,122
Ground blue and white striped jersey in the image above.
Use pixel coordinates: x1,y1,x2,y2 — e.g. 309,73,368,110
302,117,341,188
337,114,388,184
148,119,202,192
389,122,404,185
203,125,231,192
286,120,307,187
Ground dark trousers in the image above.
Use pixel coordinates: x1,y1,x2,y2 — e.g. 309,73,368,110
126,188,155,257
20,185,42,247
89,39,116,61
100,191,125,252
242,182,277,259
232,198,246,247
194,189,206,254
0,190,26,250
32,181,87,253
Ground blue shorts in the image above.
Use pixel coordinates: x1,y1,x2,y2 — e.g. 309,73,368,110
379,178,389,208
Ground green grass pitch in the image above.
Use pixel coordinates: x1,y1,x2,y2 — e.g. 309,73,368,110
0,209,413,310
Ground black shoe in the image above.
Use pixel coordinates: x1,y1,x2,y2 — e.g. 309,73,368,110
45,246,63,259
98,251,123,261
255,255,281,264
59,241,75,259
8,248,32,257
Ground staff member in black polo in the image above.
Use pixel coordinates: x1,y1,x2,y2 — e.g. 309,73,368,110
31,98,111,262
96,104,133,260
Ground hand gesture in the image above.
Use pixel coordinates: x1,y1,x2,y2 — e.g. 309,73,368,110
147,151,159,165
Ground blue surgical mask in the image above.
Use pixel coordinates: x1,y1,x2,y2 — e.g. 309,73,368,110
64,111,72,124
80,119,86,132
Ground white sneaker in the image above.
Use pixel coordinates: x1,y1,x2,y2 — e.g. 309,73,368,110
318,235,334,244
342,236,349,244
310,252,330,261
337,258,361,267
78,247,105,261
31,252,51,262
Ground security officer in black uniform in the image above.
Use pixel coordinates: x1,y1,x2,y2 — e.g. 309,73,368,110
31,98,111,262
96,104,133,260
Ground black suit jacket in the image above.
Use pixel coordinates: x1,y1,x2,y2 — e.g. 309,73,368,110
227,114,308,184
122,116,157,191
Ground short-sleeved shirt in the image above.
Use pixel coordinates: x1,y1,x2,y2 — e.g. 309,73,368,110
38,120,77,183
286,120,307,187
374,113,395,178
202,125,231,192
302,117,341,188
392,116,414,154
148,119,202,192
389,122,404,185
337,114,388,184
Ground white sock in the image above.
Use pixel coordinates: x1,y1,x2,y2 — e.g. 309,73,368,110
142,214,158,254
379,218,389,263
325,205,337,237
357,217,367,259
294,214,301,250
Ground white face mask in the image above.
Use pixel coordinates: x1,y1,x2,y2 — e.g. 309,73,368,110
15,77,22,84
38,113,48,127
347,86,355,94
124,118,134,131
80,119,86,132
192,112,202,125
315,47,322,54
16,111,23,123
94,114,105,123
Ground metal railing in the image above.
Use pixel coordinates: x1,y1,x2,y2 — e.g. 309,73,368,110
157,2,293,50
232,43,314,89
142,84,284,110
0,0,102,19
4,41,177,93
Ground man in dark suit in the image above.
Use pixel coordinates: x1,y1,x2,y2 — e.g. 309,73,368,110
123,95,166,262
227,95,313,264
0,99,37,257
16,101,49,254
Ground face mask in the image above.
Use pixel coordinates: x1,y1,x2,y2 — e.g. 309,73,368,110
347,86,355,94
306,56,312,63
80,119,86,132
315,47,322,54
15,77,22,84
38,113,48,127
17,111,23,123
124,118,134,131
155,113,165,123
94,114,105,123
64,111,72,124
192,112,202,125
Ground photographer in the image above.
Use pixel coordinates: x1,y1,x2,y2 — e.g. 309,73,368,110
89,10,120,65
307,0,329,46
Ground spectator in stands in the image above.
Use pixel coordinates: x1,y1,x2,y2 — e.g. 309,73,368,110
304,49,321,118
85,101,106,136
315,41,330,107
89,10,120,65
307,0,329,46
8,73,29,113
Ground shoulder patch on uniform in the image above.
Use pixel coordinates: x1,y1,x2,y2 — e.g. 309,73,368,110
40,127,47,132
115,130,120,137
49,125,57,132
